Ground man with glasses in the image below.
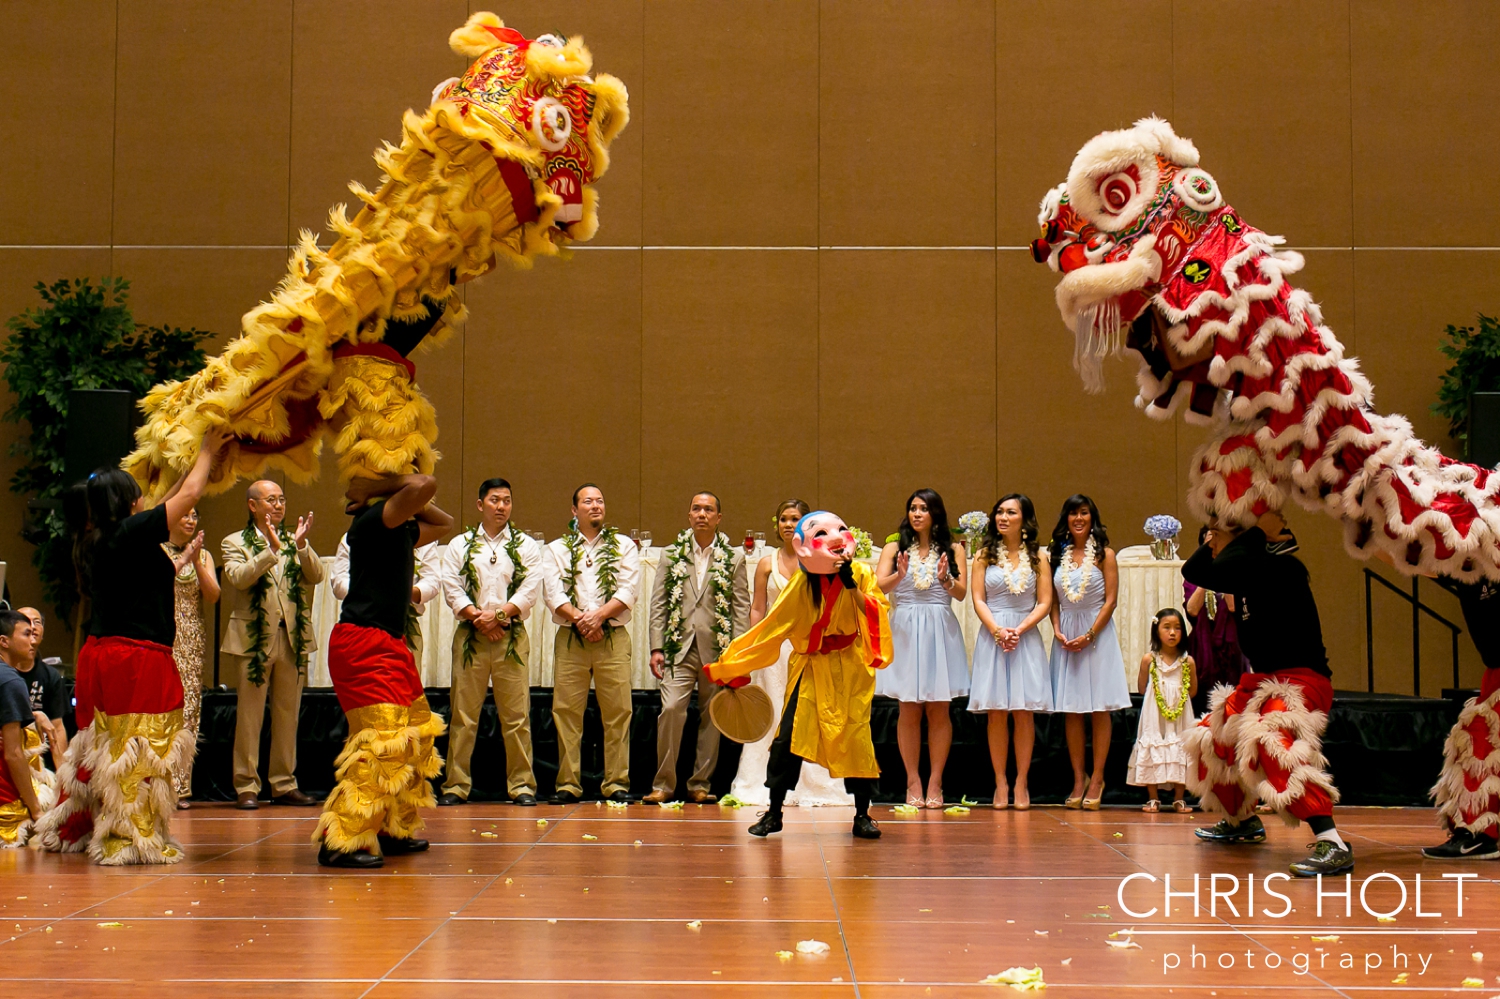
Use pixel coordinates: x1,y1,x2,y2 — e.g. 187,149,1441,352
222,480,324,809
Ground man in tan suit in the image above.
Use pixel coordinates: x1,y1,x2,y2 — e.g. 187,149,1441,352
222,480,325,809
644,492,750,803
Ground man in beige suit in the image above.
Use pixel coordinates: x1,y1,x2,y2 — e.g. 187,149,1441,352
644,492,750,804
222,480,325,809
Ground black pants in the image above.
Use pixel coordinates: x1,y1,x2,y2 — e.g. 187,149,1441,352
766,680,878,798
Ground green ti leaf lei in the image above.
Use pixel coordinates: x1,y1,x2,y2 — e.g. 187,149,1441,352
561,525,622,645
659,530,736,665
1149,653,1192,722
456,525,530,668
403,548,425,654
239,519,310,685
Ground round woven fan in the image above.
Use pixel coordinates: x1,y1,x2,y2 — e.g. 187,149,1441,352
708,683,775,744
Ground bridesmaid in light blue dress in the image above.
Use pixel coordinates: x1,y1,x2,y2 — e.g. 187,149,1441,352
876,489,969,808
969,493,1053,810
1048,494,1129,810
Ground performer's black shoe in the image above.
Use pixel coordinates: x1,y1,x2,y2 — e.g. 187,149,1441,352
377,834,429,855
1422,828,1500,860
1290,839,1354,877
318,844,383,869
1193,816,1266,844
748,811,783,837
603,790,634,804
512,793,538,807
852,815,882,840
435,793,466,807
550,790,581,804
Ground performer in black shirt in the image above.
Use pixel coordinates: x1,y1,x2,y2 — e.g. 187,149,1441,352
315,473,453,869
1182,511,1352,877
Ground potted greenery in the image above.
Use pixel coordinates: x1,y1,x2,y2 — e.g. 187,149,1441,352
1433,314,1500,460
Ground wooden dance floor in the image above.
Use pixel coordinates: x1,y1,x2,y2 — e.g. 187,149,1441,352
1,804,1494,997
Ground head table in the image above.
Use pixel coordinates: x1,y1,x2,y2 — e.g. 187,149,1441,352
302,544,1184,694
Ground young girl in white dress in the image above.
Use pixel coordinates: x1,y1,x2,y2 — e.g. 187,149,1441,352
876,488,969,808
728,500,852,807
1048,494,1130,810
969,493,1052,810
1128,608,1198,812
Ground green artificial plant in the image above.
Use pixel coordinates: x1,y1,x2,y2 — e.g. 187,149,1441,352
1433,314,1500,458
1,277,210,623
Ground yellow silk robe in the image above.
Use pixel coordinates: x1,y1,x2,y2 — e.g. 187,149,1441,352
705,562,891,779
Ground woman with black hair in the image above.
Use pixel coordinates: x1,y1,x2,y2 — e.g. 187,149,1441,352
36,428,227,864
1048,494,1130,809
970,494,1053,809
876,489,970,808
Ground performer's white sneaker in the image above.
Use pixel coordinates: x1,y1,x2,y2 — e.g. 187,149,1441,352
1422,828,1500,860
1290,839,1354,877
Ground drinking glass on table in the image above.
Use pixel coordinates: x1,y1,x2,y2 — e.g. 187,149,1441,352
630,528,640,549
754,531,766,553
640,530,653,551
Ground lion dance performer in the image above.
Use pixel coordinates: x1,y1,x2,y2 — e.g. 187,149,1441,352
705,512,891,840
1030,117,1500,868
33,432,225,864
1180,512,1351,876
315,474,453,868
122,13,628,500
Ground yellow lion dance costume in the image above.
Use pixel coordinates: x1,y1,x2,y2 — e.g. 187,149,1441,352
124,13,628,496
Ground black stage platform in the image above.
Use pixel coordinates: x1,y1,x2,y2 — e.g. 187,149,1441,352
176,687,1460,807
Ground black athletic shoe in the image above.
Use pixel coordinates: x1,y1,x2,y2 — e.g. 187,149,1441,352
1422,828,1500,860
603,790,634,804
512,793,538,807
1290,839,1354,877
1194,815,1267,844
852,815,882,840
748,811,783,837
550,790,581,805
318,844,383,869
377,834,429,856
435,792,466,807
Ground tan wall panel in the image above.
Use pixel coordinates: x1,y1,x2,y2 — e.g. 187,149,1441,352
996,0,1173,247
642,1,818,247
288,0,468,243
1353,250,1499,453
0,0,116,245
0,249,114,659
1171,0,1353,247
491,0,645,248
641,251,818,541
463,250,642,538
112,0,292,246
820,250,997,536
1352,1,1500,246
820,0,996,247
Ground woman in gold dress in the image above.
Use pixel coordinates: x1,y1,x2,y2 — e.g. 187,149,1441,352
163,506,220,807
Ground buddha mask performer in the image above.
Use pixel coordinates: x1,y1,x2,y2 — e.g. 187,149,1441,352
704,512,892,840
122,12,629,498
1031,116,1500,583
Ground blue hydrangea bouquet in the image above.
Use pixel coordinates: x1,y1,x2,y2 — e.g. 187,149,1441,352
1144,514,1182,560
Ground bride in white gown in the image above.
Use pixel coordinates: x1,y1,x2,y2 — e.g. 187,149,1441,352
728,499,854,807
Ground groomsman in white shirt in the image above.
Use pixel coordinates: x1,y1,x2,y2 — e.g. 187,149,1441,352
331,536,441,659
437,478,545,806
542,483,642,804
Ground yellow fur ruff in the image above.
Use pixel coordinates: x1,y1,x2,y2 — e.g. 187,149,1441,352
314,700,445,855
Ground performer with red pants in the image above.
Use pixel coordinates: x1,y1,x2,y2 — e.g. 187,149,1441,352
35,430,226,863
316,473,453,869
1183,511,1353,876
1425,577,1500,859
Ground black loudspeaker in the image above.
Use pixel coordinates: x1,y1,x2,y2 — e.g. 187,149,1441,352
64,389,137,487
1473,393,1500,469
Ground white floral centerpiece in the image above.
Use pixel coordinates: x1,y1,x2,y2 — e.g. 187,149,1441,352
957,510,988,554
1144,514,1183,560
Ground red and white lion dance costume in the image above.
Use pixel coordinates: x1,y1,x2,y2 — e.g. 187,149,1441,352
1031,117,1500,840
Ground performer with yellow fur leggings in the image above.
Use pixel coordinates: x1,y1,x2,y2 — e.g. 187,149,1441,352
315,472,453,869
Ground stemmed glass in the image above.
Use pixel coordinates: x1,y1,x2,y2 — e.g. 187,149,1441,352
640,530,653,551
754,531,766,553
630,528,641,549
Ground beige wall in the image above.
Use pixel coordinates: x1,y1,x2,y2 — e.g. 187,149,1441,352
1,0,1497,694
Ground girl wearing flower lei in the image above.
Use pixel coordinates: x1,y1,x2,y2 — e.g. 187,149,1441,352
1047,494,1130,810
969,493,1053,810
1128,608,1197,813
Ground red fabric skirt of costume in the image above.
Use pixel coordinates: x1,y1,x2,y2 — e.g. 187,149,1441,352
315,622,444,855
1431,667,1500,836
1185,668,1338,825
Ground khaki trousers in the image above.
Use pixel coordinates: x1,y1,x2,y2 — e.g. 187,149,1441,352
231,626,304,796
443,625,535,799
551,628,632,798
652,646,721,795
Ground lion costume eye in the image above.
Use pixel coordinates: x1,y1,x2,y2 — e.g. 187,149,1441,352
1098,168,1140,215
531,97,572,152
